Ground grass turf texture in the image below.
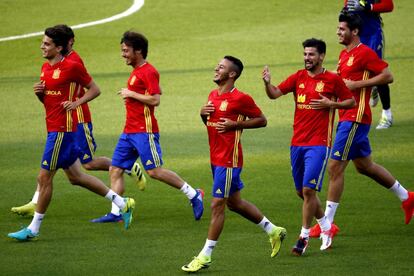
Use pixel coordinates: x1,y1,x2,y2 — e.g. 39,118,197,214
0,0,413,274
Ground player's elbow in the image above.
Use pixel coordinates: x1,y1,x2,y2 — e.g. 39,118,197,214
387,74,394,84
258,115,267,128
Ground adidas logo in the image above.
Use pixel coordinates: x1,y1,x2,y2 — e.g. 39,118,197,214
145,160,153,166
310,179,317,184
83,153,90,160
215,188,222,194
42,160,48,166
334,151,341,157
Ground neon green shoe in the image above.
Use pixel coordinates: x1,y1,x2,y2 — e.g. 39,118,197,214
182,255,211,272
11,202,36,217
130,162,146,191
121,197,135,229
269,226,287,257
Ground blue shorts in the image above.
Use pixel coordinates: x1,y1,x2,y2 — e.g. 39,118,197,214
211,165,244,198
331,121,371,161
361,30,384,59
290,146,330,192
75,122,97,164
41,132,78,171
112,133,163,171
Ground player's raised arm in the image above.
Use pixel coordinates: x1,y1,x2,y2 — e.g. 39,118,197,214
263,66,283,99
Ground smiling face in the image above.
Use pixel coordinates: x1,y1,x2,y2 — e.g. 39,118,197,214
303,47,324,72
121,42,142,67
40,35,62,60
337,21,354,46
213,58,236,85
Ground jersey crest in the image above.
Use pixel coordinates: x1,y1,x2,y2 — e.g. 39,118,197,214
52,69,61,79
347,56,354,67
129,75,136,86
315,81,325,93
219,100,228,111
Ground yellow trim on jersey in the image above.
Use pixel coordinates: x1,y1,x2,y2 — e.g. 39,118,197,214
342,123,358,160
232,115,245,167
144,90,153,133
224,168,232,198
327,98,335,147
75,85,85,123
82,123,95,157
50,132,64,170
67,82,76,131
356,71,370,123
149,133,161,167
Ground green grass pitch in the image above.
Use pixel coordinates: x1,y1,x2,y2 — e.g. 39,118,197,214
0,0,413,275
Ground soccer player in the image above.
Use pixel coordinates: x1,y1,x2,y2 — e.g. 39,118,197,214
7,26,135,241
310,12,414,238
263,39,355,256
182,56,286,272
345,0,394,129
10,25,146,221
91,31,204,222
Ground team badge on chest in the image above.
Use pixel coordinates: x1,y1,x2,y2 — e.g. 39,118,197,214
219,100,228,111
129,75,136,85
347,56,354,66
52,69,61,79
315,81,324,93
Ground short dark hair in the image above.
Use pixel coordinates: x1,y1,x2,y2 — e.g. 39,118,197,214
339,11,363,35
121,31,148,59
302,38,326,54
54,24,75,39
224,55,244,80
44,26,70,55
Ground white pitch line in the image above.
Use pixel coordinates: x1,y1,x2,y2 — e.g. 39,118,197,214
0,0,144,42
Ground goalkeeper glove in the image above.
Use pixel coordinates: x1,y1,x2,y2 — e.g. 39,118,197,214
346,0,371,12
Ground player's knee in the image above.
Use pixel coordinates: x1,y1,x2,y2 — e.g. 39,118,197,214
82,162,94,171
37,173,51,187
328,162,342,179
302,188,315,199
110,166,124,178
67,175,82,186
355,163,373,176
211,199,226,213
146,168,162,180
296,190,304,199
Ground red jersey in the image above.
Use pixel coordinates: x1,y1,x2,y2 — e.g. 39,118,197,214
40,58,92,132
278,69,353,147
66,50,92,123
337,43,388,124
124,62,161,133
206,88,263,168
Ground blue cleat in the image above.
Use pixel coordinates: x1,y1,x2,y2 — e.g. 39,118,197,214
190,189,204,220
90,212,123,223
121,197,135,229
8,227,38,241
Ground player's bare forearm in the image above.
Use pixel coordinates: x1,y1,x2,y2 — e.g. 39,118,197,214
76,81,101,106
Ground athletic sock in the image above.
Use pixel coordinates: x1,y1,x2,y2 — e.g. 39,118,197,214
317,216,332,232
31,191,39,204
389,180,409,201
199,239,217,258
300,227,310,239
382,108,392,119
180,182,197,200
28,212,44,234
111,202,121,216
105,190,126,210
325,201,339,223
257,216,276,235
